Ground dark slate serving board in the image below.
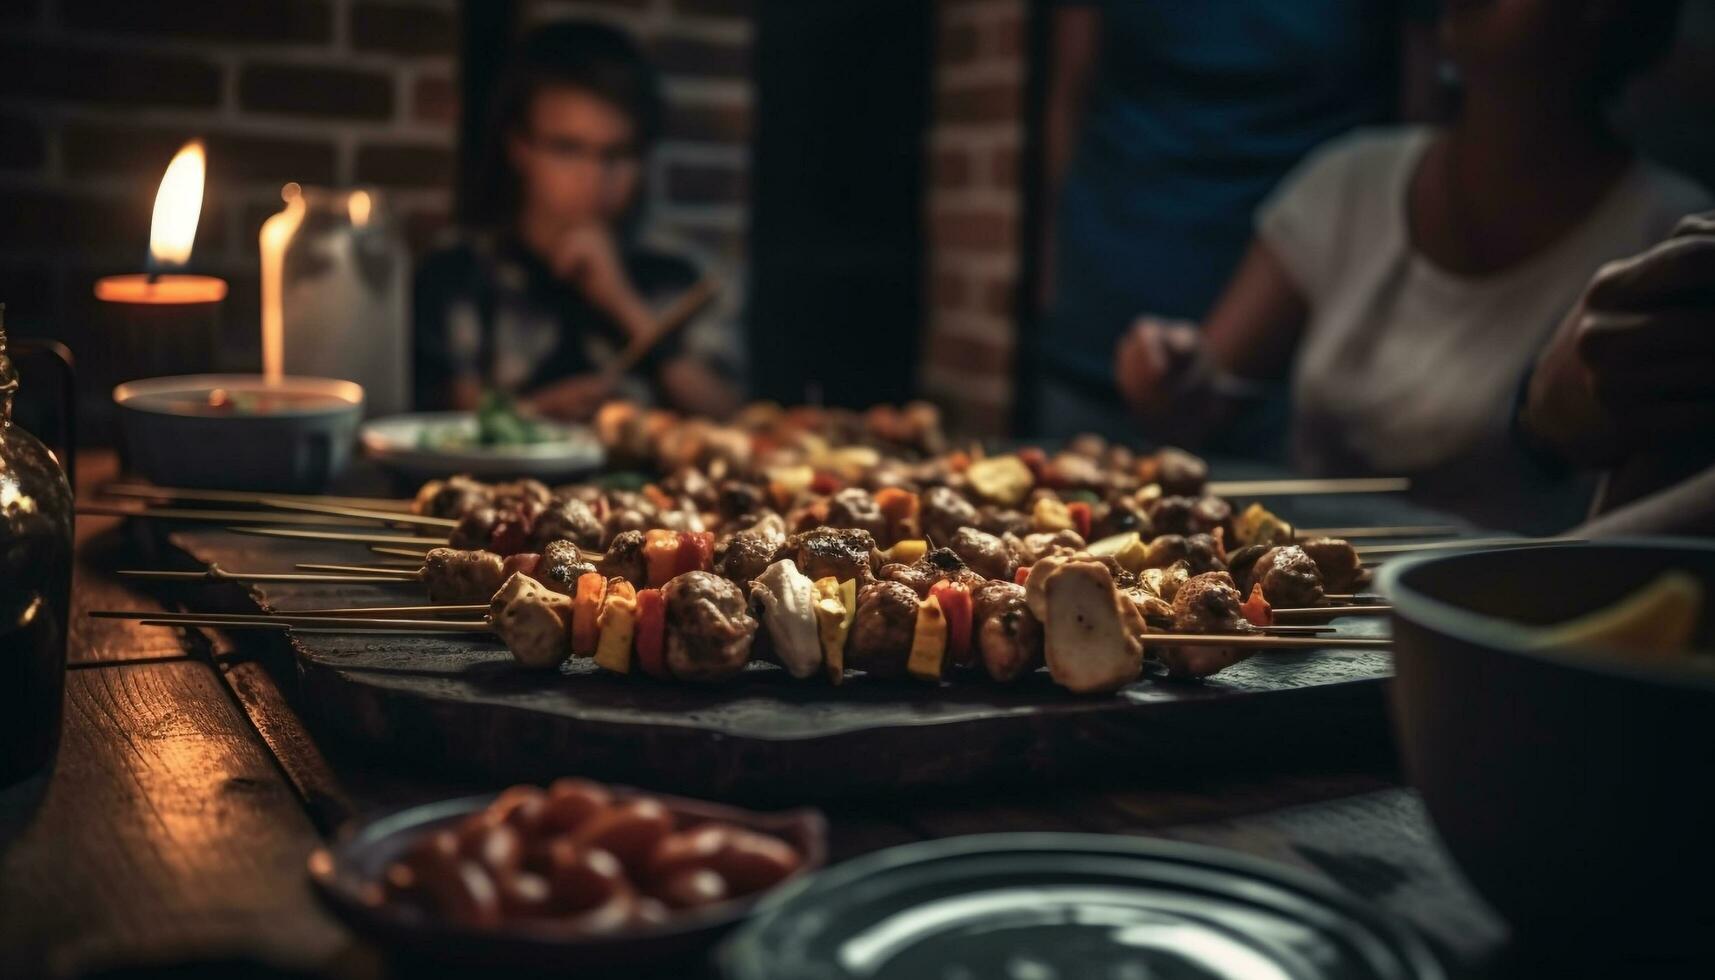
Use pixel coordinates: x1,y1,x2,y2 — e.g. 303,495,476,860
165,489,1464,804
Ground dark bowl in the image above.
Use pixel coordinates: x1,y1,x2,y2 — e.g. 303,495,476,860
1380,540,1715,957
718,833,1443,980
307,788,826,972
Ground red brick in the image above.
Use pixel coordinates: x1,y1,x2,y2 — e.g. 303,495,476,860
939,21,980,64
355,143,455,188
981,277,1016,316
932,207,1014,250
932,147,973,188
62,0,332,44
933,272,968,310
0,40,219,108
239,63,393,120
654,35,751,79
990,143,1019,188
988,11,1025,58
664,161,747,205
0,115,46,173
63,124,338,186
664,100,751,143
935,81,1019,124
351,1,458,56
413,74,458,124
928,329,1012,376
0,188,227,258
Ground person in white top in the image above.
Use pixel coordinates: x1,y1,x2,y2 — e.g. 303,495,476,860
1113,0,1711,533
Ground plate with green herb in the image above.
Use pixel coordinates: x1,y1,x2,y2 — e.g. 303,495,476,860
360,393,604,481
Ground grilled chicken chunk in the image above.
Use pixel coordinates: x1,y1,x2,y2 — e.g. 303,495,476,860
489,573,571,669
948,526,1013,582
1157,571,1254,678
597,530,648,588
920,485,979,544
1027,557,1144,694
538,540,598,595
662,571,757,682
750,559,822,679
1252,545,1324,608
971,580,1043,682
532,496,604,551
423,547,506,604
783,527,877,584
848,580,920,679
1297,537,1363,593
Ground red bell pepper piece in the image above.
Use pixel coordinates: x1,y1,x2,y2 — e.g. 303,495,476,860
929,580,974,668
1066,501,1092,540
1016,447,1048,482
501,552,541,581
674,530,715,578
809,471,842,496
1241,583,1273,627
635,588,669,679
1015,566,1030,586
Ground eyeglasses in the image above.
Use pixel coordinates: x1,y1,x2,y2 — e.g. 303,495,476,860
526,133,640,170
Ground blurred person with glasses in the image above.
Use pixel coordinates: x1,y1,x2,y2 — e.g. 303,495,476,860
414,21,741,420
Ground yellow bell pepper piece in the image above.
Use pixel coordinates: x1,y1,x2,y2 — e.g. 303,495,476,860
593,578,638,673
906,594,948,683
1032,495,1074,533
884,539,928,565
966,454,1034,507
813,576,858,685
1087,531,1149,573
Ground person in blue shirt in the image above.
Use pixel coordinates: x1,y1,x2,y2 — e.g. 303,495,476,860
1033,1,1439,445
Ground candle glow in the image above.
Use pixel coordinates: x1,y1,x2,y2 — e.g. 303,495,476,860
260,183,306,386
149,141,206,268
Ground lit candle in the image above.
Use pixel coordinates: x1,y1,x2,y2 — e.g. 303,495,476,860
259,183,306,386
93,141,228,305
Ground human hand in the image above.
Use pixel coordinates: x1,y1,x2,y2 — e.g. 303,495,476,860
522,373,615,422
551,225,650,340
1522,212,1715,467
1114,316,1202,421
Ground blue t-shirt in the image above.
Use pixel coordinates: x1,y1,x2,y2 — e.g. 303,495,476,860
1043,0,1413,392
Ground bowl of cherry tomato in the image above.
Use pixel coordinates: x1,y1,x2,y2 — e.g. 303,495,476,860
308,779,825,970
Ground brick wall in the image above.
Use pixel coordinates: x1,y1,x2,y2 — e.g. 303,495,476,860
0,0,750,435
0,0,460,392
525,0,752,336
920,0,1026,437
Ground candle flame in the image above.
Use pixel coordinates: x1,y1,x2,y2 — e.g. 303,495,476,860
259,183,305,386
348,189,372,228
149,141,206,267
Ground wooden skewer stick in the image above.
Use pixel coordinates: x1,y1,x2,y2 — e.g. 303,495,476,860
101,482,412,512
228,526,450,547
256,498,457,529
292,563,424,579
1271,605,1392,619
372,545,433,560
308,558,424,569
1206,477,1410,497
272,603,490,618
1355,535,1585,557
598,279,720,386
1297,525,1458,540
119,567,421,585
1143,634,1390,649
77,504,396,528
92,609,491,632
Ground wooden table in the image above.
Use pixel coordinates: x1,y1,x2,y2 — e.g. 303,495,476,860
0,452,1508,979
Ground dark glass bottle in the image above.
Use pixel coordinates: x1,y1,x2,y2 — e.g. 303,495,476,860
0,305,73,784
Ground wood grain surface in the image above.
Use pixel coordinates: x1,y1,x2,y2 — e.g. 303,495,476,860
0,662,349,978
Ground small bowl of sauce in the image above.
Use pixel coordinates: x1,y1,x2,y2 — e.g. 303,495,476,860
114,373,364,491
